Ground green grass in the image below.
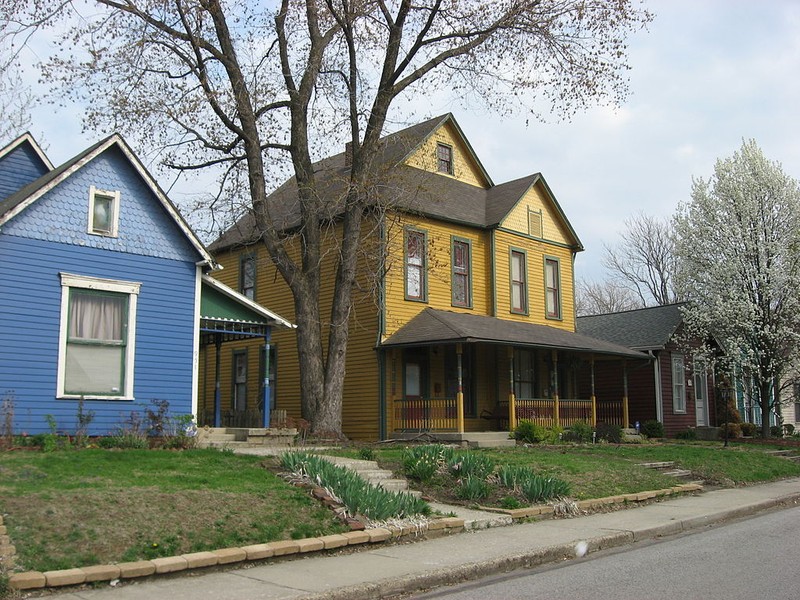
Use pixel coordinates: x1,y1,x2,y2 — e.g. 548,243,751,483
0,449,347,572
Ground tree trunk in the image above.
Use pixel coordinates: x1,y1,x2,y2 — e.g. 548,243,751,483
760,378,772,438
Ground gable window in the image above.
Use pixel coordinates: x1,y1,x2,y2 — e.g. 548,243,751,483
544,258,561,319
240,254,256,300
57,273,140,399
88,186,120,237
672,354,686,413
405,229,427,301
437,143,453,175
451,238,472,308
510,249,527,314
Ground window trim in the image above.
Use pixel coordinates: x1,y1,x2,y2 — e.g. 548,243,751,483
451,236,472,308
509,248,528,315
672,354,686,414
436,142,454,175
239,253,256,301
404,228,428,302
544,256,562,320
57,272,140,400
88,185,121,238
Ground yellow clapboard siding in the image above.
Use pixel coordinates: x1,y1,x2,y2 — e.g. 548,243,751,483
404,121,489,189
501,179,574,245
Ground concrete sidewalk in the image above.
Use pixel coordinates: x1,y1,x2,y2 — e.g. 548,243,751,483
50,477,800,600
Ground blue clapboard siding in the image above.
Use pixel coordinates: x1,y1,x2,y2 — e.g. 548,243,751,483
0,142,204,436
0,140,51,200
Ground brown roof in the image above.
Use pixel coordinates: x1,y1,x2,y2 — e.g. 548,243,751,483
381,308,649,359
210,114,583,252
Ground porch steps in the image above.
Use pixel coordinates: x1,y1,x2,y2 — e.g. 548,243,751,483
622,428,644,443
764,449,800,462
196,427,297,449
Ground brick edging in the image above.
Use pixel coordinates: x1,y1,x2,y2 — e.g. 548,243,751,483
0,514,16,572
7,517,466,591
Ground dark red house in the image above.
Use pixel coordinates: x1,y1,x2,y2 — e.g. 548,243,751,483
577,304,716,437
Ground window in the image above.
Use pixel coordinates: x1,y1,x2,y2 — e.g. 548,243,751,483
672,354,686,413
240,255,256,300
544,258,561,319
514,349,536,399
57,273,140,399
233,351,247,412
451,238,471,307
437,143,453,174
405,229,427,301
88,186,120,237
794,382,800,422
510,249,527,314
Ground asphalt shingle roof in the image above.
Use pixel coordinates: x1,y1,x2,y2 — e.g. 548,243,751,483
575,303,685,351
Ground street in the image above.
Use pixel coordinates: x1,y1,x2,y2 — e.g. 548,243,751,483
413,505,800,600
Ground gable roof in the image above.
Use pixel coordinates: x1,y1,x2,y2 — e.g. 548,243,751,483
0,132,54,171
382,308,647,359
201,275,294,329
210,114,582,252
576,303,686,351
0,134,215,267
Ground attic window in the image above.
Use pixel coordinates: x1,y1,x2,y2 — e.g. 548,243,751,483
89,186,120,237
528,210,543,238
437,143,453,175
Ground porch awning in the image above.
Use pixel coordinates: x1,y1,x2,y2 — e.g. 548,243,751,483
380,308,648,360
200,275,294,344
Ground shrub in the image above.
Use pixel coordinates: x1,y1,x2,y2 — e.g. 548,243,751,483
718,423,742,439
514,419,544,443
447,451,495,479
674,428,697,440
595,422,622,444
784,424,795,436
455,475,492,501
771,425,784,438
563,420,593,443
740,422,757,437
640,420,665,439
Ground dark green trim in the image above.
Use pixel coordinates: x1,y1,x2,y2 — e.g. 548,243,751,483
496,226,580,251
509,246,529,316
450,235,473,309
543,255,563,321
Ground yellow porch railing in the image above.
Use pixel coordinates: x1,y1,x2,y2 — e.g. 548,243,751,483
393,397,458,431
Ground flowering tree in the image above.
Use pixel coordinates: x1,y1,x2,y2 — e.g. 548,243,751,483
4,0,652,437
674,140,800,437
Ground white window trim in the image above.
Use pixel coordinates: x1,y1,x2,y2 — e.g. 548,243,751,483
672,354,686,414
88,185,121,237
57,272,141,400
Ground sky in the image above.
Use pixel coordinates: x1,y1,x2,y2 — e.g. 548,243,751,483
13,0,800,282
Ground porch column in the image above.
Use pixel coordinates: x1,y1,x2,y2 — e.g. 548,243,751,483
214,335,222,427
262,330,271,429
590,355,597,427
456,343,465,434
508,347,517,431
552,350,560,427
623,359,630,428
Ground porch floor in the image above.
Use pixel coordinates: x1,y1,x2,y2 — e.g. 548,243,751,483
390,431,516,448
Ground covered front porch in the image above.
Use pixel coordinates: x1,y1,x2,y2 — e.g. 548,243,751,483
379,309,648,437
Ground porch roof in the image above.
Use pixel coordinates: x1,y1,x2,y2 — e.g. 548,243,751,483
380,308,649,359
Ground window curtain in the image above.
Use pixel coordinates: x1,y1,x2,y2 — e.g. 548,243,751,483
69,292,124,342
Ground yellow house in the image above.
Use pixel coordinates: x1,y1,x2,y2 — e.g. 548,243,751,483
206,114,645,440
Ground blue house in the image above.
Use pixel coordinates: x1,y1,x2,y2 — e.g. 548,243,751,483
0,132,219,436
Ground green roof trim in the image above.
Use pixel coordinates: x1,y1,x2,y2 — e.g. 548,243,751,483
200,275,294,328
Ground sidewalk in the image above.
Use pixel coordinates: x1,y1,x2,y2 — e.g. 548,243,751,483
50,477,800,600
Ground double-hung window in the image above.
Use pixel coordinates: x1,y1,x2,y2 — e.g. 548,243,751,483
510,249,527,314
544,258,561,319
57,273,140,399
405,229,427,301
451,238,471,307
672,354,686,413
437,143,453,174
240,255,256,300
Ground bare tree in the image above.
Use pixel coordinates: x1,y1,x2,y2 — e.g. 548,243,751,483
5,0,652,437
603,212,678,306
575,278,642,316
675,140,800,437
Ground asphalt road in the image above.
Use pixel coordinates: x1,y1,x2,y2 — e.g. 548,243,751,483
412,505,800,600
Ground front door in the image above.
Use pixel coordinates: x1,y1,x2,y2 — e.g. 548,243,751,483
694,365,708,426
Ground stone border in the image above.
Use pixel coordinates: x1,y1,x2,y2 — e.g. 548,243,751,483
7,517,466,591
0,514,16,571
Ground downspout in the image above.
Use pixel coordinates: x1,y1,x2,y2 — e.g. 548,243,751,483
377,216,387,440
651,351,663,423
491,229,498,317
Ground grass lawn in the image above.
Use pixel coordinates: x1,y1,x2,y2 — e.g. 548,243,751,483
0,448,347,573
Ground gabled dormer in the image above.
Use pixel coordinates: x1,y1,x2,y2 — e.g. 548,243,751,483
0,133,54,200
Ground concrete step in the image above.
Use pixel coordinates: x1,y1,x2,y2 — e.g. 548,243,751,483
469,438,517,448
375,479,410,492
663,469,693,479
639,461,676,470
764,449,794,457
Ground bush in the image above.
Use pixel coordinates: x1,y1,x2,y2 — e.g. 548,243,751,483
675,428,698,440
563,420,592,443
640,420,665,439
784,424,795,436
595,422,622,444
740,422,757,437
718,423,742,439
514,419,544,443
770,425,784,438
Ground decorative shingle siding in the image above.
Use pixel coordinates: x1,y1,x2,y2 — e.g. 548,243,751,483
2,146,197,262
0,142,50,200
0,234,198,435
